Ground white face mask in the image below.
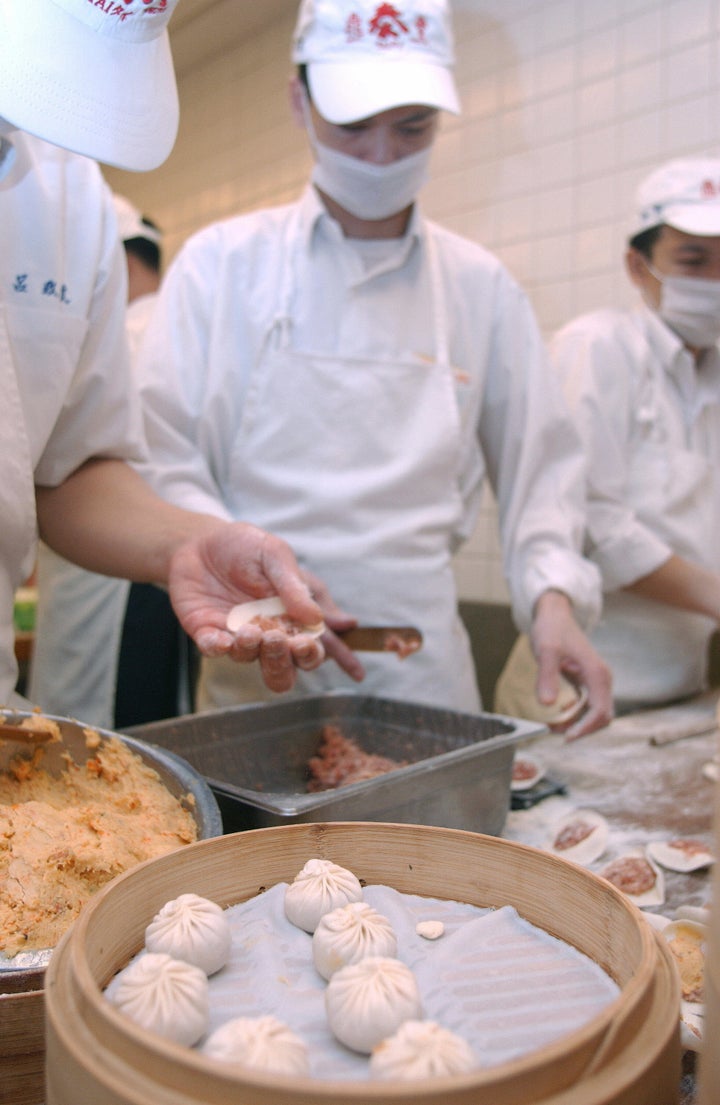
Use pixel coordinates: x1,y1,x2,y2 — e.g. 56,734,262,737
646,262,720,349
301,93,433,222
0,117,17,182
311,141,432,221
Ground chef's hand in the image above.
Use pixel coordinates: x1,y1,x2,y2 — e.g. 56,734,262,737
301,570,366,684
530,590,613,739
167,522,329,693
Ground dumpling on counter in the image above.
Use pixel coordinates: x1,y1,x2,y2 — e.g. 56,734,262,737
325,955,422,1053
370,1020,477,1080
549,810,609,867
145,893,232,976
284,857,363,933
646,838,714,873
313,901,397,980
599,852,665,907
202,1015,310,1076
106,951,209,1047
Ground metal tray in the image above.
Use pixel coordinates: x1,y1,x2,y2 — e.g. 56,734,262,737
124,693,545,836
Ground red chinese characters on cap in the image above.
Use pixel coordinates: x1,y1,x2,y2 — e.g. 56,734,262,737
700,178,720,199
370,5,409,40
92,0,168,17
345,4,428,48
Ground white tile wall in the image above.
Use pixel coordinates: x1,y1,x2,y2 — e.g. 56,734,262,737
104,0,720,611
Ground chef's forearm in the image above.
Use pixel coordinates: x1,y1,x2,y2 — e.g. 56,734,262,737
624,554,720,622
36,458,223,584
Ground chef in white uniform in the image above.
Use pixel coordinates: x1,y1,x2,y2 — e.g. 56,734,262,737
29,197,196,729
0,0,330,710
135,0,612,737
496,158,720,715
118,196,165,360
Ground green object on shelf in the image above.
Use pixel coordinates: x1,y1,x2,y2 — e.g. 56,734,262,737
13,586,37,633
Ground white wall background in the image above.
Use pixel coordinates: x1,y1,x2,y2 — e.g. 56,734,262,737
105,0,720,610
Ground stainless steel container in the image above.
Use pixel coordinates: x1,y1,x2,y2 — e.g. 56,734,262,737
125,693,545,836
0,710,222,840
0,709,223,979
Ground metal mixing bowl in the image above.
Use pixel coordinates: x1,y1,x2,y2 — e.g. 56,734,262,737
0,709,222,982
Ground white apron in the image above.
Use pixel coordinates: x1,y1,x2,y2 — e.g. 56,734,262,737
0,309,39,707
28,545,129,729
198,213,479,713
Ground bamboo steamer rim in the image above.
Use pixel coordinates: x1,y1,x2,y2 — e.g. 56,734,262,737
526,933,680,1105
45,822,662,1105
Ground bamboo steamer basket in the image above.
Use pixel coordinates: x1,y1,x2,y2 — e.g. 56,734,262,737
44,822,680,1105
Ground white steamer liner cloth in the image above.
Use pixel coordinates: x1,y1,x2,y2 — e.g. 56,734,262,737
108,882,620,1080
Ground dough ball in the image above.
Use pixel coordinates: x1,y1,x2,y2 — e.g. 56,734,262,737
145,893,231,976
202,1015,310,1076
106,951,209,1047
325,955,422,1053
313,900,397,980
284,858,362,933
370,1019,477,1079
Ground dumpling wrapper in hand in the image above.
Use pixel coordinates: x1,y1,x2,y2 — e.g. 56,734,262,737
226,596,324,637
284,857,363,933
106,952,209,1047
145,893,232,976
370,1019,477,1080
313,900,397,980
325,955,423,1053
202,1015,310,1076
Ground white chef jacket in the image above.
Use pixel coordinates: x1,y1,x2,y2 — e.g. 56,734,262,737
28,292,161,728
552,303,720,707
0,129,146,706
125,292,159,360
136,185,600,709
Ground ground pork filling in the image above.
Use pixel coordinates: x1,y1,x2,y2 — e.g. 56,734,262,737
306,724,408,792
0,733,197,957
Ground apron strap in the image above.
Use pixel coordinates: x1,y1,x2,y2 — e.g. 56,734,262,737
424,227,450,369
270,206,302,352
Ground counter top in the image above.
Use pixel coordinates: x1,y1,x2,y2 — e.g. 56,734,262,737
502,690,719,1105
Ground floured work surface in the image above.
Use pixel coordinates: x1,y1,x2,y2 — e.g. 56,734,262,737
503,691,719,916
503,689,720,1101
108,882,620,1080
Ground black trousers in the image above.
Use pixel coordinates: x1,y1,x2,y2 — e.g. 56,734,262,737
114,583,198,728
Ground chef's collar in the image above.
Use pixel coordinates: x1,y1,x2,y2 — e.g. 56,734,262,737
0,117,17,181
692,341,720,415
640,300,693,364
299,183,424,253
640,300,720,417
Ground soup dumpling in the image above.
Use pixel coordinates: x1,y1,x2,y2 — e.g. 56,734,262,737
325,955,422,1053
313,901,397,980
